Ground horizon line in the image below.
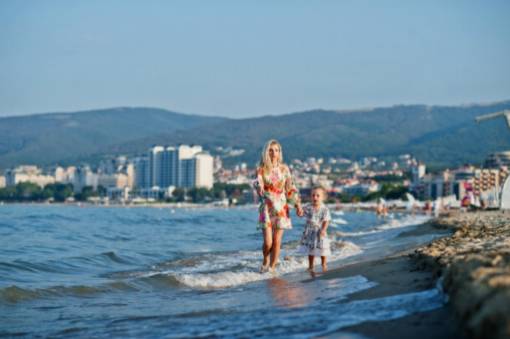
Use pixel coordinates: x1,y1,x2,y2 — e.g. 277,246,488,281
1,98,510,120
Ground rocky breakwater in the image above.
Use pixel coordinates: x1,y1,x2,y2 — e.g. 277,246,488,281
413,211,510,339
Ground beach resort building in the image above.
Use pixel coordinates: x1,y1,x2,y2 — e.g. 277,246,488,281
473,169,499,194
0,176,5,188
135,144,214,193
53,166,76,184
485,151,510,169
73,166,98,193
5,166,55,188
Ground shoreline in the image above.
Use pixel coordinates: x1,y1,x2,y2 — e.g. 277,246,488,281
314,248,463,338
0,200,436,216
308,210,510,339
412,210,510,339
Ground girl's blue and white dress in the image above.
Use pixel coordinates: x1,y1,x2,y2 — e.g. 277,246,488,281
298,204,332,256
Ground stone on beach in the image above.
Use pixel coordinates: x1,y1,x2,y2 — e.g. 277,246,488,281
412,211,510,339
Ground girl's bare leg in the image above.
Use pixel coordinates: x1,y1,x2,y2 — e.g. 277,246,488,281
321,256,327,272
262,227,273,270
308,255,315,271
269,228,284,270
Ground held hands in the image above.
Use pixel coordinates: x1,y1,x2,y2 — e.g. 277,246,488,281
296,204,304,217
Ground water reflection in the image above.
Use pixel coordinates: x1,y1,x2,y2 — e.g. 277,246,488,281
267,278,312,309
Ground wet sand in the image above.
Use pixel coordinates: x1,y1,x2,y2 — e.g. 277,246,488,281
413,211,510,339
317,245,463,338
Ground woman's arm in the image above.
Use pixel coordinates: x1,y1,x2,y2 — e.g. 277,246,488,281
253,167,266,199
284,165,302,213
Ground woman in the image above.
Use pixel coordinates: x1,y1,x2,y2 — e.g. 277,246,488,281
254,139,303,272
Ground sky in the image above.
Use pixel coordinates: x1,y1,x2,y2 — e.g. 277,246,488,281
1,0,509,118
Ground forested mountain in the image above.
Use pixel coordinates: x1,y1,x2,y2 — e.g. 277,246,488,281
1,101,509,169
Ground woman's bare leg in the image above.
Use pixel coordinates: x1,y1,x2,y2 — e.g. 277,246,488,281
262,227,273,270
269,228,284,270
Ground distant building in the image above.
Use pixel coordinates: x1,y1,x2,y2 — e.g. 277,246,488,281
194,152,214,189
133,157,149,189
107,187,131,202
0,176,5,188
485,151,510,169
53,166,76,184
97,173,129,189
73,166,98,193
473,169,501,195
135,144,214,190
411,163,426,185
5,166,55,187
213,156,223,173
342,182,379,196
125,163,135,189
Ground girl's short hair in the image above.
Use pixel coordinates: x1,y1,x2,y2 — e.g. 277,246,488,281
311,186,327,200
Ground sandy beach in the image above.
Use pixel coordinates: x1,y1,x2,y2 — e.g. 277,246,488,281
313,210,510,339
414,211,510,339
318,248,462,339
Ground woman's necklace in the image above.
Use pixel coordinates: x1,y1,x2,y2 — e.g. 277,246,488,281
268,163,279,181
269,162,279,173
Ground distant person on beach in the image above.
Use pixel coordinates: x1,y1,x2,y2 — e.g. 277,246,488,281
298,186,332,273
376,198,388,218
254,139,303,273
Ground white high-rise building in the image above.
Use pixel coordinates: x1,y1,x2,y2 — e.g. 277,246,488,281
125,163,135,189
73,166,98,193
136,145,213,190
195,153,214,189
411,163,426,184
148,146,165,188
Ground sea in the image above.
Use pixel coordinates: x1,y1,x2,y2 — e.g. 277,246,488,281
1,204,448,338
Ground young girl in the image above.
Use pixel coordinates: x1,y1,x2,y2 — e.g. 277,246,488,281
298,186,331,272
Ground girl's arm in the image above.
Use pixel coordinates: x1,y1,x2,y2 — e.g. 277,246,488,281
321,208,331,236
321,220,329,237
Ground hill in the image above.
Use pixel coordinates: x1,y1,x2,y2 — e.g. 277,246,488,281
0,107,228,168
1,101,509,170
114,101,510,168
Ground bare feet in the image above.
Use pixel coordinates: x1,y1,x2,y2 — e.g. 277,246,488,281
322,264,328,272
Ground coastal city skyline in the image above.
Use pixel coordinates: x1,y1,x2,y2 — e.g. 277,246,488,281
1,142,508,207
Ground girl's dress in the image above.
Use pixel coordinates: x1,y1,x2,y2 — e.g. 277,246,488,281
254,165,300,230
299,204,332,256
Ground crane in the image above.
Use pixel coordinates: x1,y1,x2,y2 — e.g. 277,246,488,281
475,110,510,128
475,110,510,209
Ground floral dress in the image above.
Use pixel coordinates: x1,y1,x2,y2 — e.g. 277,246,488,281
298,204,332,256
254,165,300,230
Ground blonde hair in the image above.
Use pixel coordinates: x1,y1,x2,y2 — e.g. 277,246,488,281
311,186,327,201
259,139,284,170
